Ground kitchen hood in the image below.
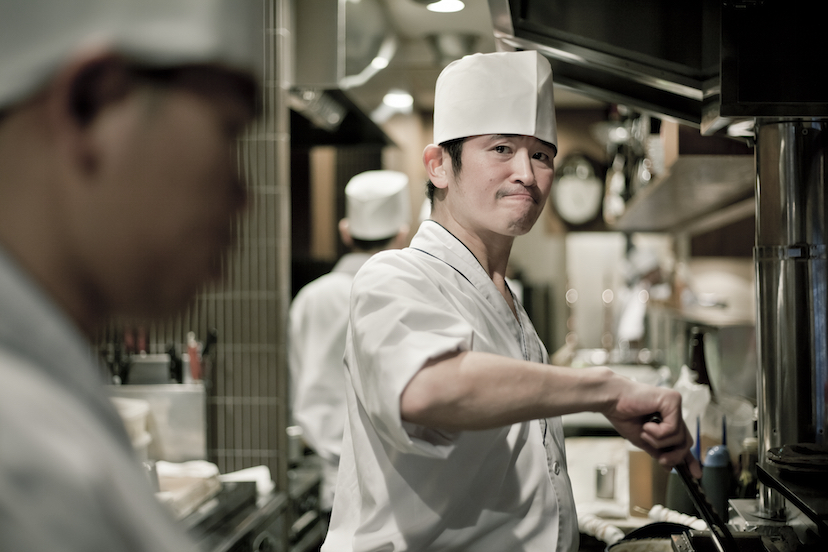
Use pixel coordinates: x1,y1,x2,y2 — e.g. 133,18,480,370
488,0,828,135
489,0,722,131
292,0,394,147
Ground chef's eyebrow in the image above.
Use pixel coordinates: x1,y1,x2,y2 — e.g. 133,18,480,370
488,134,556,153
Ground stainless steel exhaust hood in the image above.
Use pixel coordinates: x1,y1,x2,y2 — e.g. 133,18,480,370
489,0,722,131
489,0,828,134
292,0,393,147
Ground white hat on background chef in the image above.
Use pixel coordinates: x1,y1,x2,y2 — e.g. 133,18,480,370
0,0,262,111
345,170,410,241
433,50,557,149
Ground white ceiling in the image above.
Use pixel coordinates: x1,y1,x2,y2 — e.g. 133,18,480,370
343,0,607,116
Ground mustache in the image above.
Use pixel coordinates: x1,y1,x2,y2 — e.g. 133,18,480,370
496,187,541,204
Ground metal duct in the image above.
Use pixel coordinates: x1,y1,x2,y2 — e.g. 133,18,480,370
292,0,393,146
754,119,828,518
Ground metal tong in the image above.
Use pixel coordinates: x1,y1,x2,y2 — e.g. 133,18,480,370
646,413,739,552
674,460,739,552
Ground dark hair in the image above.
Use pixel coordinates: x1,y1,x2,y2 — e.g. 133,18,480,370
425,137,466,202
352,235,395,252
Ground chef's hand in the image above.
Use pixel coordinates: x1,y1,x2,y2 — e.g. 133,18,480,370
602,379,702,479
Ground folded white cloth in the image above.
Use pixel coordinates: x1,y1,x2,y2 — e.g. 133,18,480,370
648,504,707,530
578,513,625,545
218,465,275,497
155,460,219,480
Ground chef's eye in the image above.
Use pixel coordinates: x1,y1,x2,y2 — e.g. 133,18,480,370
494,145,510,154
532,151,550,162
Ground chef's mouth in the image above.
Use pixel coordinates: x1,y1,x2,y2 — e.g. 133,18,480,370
499,190,539,204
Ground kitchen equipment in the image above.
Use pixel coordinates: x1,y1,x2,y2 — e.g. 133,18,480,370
755,120,828,521
607,522,691,552
185,480,289,552
109,383,207,462
647,413,738,552
675,462,738,552
596,464,616,500
128,353,172,384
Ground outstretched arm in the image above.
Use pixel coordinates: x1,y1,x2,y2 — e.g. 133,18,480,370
400,350,700,476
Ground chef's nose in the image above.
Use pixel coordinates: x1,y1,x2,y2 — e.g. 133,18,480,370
512,149,536,186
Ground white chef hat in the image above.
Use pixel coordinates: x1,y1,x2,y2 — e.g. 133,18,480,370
345,171,410,241
433,50,557,149
0,0,262,111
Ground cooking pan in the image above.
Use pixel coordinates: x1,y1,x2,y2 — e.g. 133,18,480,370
606,522,691,552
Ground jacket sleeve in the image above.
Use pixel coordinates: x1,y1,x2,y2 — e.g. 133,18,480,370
345,251,475,456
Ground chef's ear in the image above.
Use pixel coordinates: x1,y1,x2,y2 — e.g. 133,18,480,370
423,144,449,190
338,219,353,248
47,51,133,174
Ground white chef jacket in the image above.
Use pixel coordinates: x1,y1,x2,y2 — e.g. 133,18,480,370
323,221,578,552
289,252,372,510
0,247,197,552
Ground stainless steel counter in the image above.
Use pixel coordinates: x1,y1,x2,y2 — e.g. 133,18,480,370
186,481,288,552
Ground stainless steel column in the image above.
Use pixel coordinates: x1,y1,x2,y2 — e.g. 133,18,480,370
754,119,828,518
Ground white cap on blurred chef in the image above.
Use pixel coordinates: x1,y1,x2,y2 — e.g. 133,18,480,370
0,0,262,110
433,50,557,150
343,170,410,242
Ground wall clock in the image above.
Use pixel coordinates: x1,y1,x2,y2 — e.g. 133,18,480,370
551,154,605,227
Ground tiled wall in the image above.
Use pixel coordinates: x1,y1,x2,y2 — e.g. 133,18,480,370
136,0,292,491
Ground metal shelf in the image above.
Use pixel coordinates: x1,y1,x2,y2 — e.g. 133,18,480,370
611,155,755,233
758,462,828,538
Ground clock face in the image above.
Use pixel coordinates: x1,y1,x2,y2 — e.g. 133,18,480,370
552,172,604,225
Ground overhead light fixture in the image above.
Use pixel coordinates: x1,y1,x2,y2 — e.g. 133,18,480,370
427,0,464,13
382,89,414,109
372,89,414,124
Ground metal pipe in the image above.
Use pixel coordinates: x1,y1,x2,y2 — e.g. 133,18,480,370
754,118,828,519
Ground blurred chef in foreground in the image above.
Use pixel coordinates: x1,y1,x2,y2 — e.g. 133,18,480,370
0,1,260,550
289,170,410,515
322,50,699,551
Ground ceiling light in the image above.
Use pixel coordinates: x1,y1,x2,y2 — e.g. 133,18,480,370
382,89,413,109
427,0,464,13
371,56,389,69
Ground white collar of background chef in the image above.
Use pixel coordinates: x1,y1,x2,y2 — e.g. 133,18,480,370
433,50,558,149
0,0,262,111
346,170,410,241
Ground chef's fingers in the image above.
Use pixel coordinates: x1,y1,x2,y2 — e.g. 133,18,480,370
638,408,695,470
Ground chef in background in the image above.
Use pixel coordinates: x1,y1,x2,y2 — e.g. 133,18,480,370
0,1,260,550
289,170,410,515
323,50,699,552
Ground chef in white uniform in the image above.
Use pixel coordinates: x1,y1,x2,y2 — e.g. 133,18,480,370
322,50,699,552
0,1,259,550
289,170,410,512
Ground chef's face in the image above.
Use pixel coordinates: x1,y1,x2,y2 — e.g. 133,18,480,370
445,134,555,238
77,65,256,318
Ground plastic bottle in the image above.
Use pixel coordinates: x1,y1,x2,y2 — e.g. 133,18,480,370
701,417,733,520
